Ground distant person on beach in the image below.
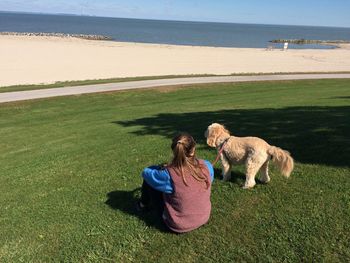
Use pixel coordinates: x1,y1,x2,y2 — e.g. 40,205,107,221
137,133,214,233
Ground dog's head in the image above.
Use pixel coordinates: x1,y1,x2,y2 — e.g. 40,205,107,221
204,123,230,147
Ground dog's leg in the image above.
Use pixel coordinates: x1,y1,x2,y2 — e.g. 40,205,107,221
221,154,231,181
243,157,262,189
260,160,270,183
243,164,258,189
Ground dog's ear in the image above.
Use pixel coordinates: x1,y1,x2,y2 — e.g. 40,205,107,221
222,125,230,136
206,123,230,147
206,126,219,147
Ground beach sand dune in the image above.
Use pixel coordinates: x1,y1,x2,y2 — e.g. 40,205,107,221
1,35,350,87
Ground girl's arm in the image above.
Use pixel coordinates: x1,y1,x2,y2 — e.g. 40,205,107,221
204,160,214,182
142,166,173,194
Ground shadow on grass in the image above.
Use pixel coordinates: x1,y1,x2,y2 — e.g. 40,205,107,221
115,106,350,167
213,168,267,186
105,189,170,232
330,96,350,99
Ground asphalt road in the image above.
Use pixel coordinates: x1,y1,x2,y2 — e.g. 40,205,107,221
1,74,350,103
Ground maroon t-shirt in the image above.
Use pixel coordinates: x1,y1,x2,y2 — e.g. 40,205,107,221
163,160,212,233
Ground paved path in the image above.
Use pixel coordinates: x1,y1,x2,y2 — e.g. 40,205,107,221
1,74,350,103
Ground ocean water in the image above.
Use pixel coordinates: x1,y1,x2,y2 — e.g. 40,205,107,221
1,12,350,49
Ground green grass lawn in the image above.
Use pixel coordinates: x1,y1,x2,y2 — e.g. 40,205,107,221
0,79,349,262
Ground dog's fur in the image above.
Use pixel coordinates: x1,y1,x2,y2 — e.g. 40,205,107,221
205,123,294,189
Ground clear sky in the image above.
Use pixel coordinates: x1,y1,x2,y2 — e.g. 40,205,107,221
0,0,349,28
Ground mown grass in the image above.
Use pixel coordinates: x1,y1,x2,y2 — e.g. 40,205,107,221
0,79,349,262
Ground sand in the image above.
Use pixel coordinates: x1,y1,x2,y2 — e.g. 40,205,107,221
1,35,350,87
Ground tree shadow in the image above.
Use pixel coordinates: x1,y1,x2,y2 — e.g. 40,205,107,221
115,106,350,167
330,96,350,100
105,188,170,232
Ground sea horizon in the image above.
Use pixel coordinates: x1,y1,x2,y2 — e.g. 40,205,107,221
1,10,350,29
1,11,350,49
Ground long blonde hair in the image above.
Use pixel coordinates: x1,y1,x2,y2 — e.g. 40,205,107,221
170,133,209,189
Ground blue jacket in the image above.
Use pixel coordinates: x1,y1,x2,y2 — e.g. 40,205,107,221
142,160,214,194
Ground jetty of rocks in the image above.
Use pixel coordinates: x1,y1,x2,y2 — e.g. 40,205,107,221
0,32,113,41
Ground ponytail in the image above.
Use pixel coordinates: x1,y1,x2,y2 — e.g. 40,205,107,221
170,133,209,189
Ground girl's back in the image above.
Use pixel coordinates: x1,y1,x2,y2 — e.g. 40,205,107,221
163,160,212,233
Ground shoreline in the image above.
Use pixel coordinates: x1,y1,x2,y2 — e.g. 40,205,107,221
1,35,350,87
2,31,349,49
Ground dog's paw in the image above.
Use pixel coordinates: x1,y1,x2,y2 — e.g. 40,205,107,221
242,184,255,189
260,179,270,184
259,176,270,184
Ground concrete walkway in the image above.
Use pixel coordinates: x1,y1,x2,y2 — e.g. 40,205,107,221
1,74,350,103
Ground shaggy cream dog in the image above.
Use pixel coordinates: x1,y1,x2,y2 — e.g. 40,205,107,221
205,123,294,189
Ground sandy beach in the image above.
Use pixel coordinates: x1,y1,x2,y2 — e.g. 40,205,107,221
1,35,350,87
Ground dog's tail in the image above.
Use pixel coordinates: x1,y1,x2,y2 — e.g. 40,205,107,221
268,146,294,177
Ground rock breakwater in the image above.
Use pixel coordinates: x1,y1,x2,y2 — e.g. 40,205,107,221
0,31,113,41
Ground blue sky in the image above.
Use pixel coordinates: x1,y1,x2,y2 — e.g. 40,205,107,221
0,0,349,27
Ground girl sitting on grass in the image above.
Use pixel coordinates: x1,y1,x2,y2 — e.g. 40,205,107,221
137,132,214,233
